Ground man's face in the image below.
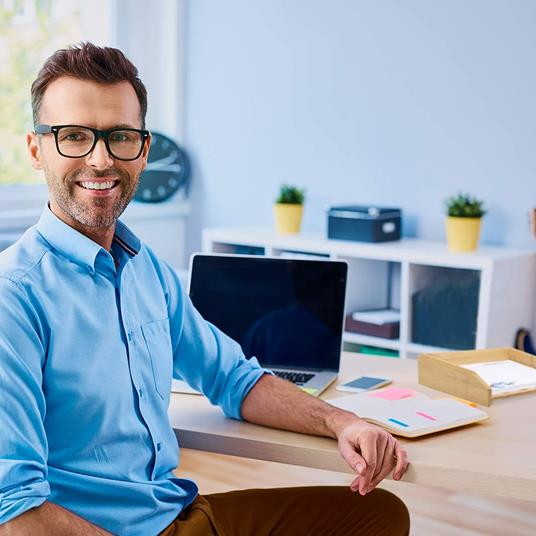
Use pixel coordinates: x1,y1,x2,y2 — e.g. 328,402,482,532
27,77,151,230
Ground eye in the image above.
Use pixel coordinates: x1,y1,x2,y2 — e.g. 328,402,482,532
110,132,128,142
109,130,137,143
59,128,91,142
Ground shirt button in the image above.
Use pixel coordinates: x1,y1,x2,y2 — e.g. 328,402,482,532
139,388,144,398
156,443,162,451
127,332,132,342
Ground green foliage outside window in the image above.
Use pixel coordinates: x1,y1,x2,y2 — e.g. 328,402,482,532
0,1,87,185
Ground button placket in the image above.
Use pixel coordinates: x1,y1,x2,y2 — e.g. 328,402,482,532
118,267,144,407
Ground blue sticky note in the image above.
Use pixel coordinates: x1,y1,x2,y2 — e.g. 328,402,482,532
388,418,409,428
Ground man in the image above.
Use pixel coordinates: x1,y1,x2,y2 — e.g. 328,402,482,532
0,43,410,535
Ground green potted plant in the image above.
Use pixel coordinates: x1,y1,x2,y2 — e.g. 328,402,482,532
444,193,486,252
274,184,305,234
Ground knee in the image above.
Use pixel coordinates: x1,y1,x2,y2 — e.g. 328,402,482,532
369,488,410,536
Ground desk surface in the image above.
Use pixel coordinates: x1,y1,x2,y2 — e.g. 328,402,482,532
169,353,536,501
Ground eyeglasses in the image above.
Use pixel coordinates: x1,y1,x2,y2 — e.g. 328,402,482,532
34,124,150,161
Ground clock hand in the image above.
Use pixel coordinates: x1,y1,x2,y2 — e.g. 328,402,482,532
145,164,183,173
147,153,179,168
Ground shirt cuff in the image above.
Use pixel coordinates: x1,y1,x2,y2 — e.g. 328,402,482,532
221,356,274,420
0,479,50,525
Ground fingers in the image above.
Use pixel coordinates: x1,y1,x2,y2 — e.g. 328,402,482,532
338,422,410,495
352,434,408,494
371,434,392,481
393,442,410,480
350,475,360,492
355,431,385,495
339,437,367,476
368,440,410,491
368,442,398,491
339,437,367,493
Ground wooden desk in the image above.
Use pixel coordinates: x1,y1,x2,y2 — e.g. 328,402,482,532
169,353,536,501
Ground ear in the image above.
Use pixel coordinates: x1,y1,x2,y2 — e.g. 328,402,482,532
139,132,152,171
27,132,43,170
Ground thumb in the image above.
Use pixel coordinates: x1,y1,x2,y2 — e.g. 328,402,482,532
339,438,366,475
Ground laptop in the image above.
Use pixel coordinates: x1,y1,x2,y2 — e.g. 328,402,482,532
181,253,347,396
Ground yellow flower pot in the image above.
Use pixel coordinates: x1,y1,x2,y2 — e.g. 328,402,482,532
274,203,303,234
445,217,482,252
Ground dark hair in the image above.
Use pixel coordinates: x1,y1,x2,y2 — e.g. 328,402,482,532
31,42,148,128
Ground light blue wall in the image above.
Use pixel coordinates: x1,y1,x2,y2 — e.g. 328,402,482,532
184,0,536,253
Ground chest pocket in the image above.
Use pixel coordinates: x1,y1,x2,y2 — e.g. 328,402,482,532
141,318,173,400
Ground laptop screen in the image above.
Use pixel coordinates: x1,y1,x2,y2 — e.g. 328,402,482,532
189,255,347,371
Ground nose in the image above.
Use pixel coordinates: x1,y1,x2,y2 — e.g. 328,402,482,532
85,138,114,169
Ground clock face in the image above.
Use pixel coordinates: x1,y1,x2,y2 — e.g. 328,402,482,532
134,132,190,203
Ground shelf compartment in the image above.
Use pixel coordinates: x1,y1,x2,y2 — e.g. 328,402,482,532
409,264,480,350
337,257,401,313
343,331,400,351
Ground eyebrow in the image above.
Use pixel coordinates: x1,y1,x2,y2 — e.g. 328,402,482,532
70,123,141,130
106,123,141,130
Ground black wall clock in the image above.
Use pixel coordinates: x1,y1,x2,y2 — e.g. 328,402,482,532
134,132,190,203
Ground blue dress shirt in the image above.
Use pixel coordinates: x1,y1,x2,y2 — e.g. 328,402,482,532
0,206,267,535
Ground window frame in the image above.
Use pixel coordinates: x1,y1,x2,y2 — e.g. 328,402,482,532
0,0,187,235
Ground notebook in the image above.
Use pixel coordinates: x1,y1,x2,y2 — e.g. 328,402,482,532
326,387,488,438
183,253,348,396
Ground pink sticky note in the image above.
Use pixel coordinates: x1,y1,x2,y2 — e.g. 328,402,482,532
368,387,417,401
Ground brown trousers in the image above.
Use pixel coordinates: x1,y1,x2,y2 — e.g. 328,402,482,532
159,486,410,536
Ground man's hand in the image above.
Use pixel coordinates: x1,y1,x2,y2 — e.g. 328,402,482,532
328,411,409,495
241,374,410,493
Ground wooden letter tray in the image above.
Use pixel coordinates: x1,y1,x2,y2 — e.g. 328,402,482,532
418,347,536,406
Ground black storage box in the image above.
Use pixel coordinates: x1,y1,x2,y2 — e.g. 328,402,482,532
412,269,480,350
328,205,402,243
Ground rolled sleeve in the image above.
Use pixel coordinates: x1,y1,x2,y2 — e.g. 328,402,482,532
0,479,50,524
203,322,269,420
158,262,272,419
0,278,50,524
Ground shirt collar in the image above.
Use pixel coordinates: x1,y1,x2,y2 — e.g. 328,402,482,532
36,204,141,274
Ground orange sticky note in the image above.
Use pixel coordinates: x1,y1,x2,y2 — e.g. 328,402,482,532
368,387,417,401
439,396,477,408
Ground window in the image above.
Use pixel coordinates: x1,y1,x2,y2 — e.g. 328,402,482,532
0,0,113,186
0,0,187,260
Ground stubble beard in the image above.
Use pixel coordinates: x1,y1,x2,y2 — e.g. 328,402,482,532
47,166,140,230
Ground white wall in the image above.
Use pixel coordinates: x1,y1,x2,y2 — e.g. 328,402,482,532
114,0,189,268
184,0,536,257
113,0,185,142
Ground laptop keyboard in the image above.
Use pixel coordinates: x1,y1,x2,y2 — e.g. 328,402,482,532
273,370,315,386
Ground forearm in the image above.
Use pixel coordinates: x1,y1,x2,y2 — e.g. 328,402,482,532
241,374,410,495
241,374,359,438
0,501,111,536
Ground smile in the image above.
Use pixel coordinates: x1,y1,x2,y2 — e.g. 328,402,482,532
78,180,119,191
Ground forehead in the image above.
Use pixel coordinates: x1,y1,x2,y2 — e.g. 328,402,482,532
39,76,142,128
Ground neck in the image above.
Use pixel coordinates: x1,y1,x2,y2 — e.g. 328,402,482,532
48,202,115,251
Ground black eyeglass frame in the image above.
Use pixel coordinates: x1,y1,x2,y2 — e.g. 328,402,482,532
34,124,150,161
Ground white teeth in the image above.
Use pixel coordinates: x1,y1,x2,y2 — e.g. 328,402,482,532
80,181,115,190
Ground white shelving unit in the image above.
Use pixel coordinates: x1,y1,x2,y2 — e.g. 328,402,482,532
202,227,536,359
